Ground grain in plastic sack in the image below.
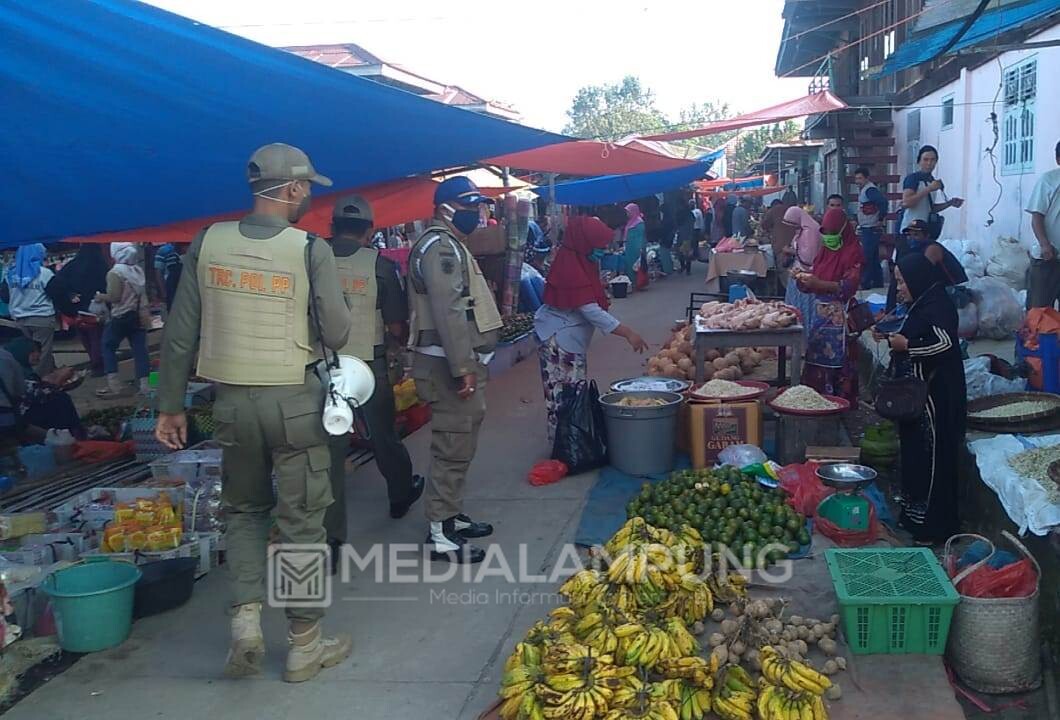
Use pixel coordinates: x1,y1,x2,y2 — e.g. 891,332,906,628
985,235,1030,290
969,276,1025,339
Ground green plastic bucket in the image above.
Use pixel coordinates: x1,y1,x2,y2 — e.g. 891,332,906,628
41,560,142,652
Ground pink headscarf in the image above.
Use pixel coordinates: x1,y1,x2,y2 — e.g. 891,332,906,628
782,206,820,271
624,203,644,231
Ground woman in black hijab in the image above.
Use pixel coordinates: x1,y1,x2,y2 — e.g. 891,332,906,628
877,253,966,544
53,244,109,376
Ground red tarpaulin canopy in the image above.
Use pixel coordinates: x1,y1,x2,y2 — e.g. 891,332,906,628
640,91,847,142
67,177,521,245
698,186,786,198
486,141,694,176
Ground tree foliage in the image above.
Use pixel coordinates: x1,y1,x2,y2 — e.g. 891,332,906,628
563,77,802,174
563,76,667,141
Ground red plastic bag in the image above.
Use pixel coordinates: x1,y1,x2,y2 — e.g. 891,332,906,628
956,559,1037,598
779,462,829,517
72,440,134,463
815,501,884,547
528,460,568,486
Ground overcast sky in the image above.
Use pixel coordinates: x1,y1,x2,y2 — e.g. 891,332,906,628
144,0,808,132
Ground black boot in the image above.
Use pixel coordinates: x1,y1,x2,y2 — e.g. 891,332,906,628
453,513,493,539
390,475,426,519
327,538,344,577
426,519,485,563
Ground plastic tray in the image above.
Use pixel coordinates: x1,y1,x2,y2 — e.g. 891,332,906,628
825,548,959,655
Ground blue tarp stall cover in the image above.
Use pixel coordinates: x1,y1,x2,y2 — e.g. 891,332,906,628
879,0,1060,77
537,158,717,207
0,0,567,247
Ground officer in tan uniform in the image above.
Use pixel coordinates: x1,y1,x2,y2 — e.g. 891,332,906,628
408,177,502,564
154,144,353,683
325,195,424,570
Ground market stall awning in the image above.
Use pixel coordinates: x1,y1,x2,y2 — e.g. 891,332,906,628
535,159,715,207
485,141,695,176
638,91,847,142
879,0,1060,77
698,176,770,190
0,0,567,247
67,175,525,246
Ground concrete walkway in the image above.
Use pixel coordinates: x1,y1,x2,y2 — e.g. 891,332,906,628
8,271,699,720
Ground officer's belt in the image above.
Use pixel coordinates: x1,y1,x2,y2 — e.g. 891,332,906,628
413,345,495,365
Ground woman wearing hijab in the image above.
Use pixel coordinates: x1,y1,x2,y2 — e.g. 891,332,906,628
875,253,966,545
53,243,109,377
794,208,864,403
2,337,82,436
95,243,150,397
621,203,647,283
1,244,59,375
534,214,648,442
780,206,822,342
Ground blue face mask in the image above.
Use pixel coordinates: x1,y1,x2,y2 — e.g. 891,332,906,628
588,248,607,263
450,209,481,235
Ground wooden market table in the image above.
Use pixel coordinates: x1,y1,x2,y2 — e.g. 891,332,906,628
692,319,805,386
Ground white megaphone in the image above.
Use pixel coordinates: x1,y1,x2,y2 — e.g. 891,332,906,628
321,355,377,436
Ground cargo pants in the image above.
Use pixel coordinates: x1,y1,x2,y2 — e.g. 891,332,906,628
410,353,487,522
212,369,333,623
324,356,415,541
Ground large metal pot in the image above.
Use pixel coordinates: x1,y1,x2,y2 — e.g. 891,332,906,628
598,391,683,476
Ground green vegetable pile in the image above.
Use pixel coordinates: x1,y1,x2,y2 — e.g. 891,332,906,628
625,466,810,568
499,313,534,343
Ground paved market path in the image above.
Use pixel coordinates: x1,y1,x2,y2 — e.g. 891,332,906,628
8,271,699,720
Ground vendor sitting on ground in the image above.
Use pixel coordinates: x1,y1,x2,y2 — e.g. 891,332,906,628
1,337,83,437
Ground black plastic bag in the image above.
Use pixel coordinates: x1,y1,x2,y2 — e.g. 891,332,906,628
551,380,608,474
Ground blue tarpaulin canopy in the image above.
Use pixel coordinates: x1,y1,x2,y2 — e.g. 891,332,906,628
0,0,567,247
880,0,1060,77
538,157,717,206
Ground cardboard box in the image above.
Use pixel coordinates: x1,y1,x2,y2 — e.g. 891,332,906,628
689,400,763,468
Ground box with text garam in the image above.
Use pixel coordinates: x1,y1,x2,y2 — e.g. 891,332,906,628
688,400,763,468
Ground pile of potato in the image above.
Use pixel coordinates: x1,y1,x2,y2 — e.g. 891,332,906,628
646,323,765,381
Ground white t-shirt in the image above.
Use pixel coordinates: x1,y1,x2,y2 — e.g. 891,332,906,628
692,208,704,231
1025,167,1060,260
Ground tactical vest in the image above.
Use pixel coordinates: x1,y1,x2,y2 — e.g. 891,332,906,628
335,248,385,361
408,223,502,353
196,222,311,386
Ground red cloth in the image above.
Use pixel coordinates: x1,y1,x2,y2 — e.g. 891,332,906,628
543,216,612,311
812,208,864,283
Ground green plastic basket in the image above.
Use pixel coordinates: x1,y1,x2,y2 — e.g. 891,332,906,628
825,548,960,655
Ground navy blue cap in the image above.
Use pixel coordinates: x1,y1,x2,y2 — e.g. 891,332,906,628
434,176,494,207
903,219,928,233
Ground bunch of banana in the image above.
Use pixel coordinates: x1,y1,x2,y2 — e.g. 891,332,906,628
542,643,609,676
603,685,680,720
655,655,717,690
760,647,832,695
618,621,685,670
573,605,635,656
706,571,749,604
608,544,678,587
498,663,546,720
605,517,677,556
560,569,608,611
504,641,542,674
671,681,713,720
711,665,758,720
757,684,827,720
539,653,642,720
657,572,714,625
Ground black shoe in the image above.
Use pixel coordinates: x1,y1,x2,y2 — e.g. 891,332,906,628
425,519,486,563
327,538,344,577
453,513,493,539
390,475,426,519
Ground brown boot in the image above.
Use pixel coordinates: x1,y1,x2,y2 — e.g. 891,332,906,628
283,622,352,683
223,602,265,677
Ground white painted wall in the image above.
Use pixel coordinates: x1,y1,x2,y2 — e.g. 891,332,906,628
892,23,1060,260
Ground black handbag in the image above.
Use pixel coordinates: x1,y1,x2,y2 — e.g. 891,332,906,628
874,371,932,423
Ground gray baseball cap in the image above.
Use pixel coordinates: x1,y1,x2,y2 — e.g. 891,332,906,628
247,143,332,186
332,194,373,222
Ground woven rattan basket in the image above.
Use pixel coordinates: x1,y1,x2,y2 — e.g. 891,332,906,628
945,531,1041,694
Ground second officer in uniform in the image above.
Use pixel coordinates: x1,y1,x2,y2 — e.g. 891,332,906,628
325,194,424,566
155,143,352,683
408,177,501,563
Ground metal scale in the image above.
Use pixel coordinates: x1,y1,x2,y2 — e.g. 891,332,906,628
816,463,877,531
